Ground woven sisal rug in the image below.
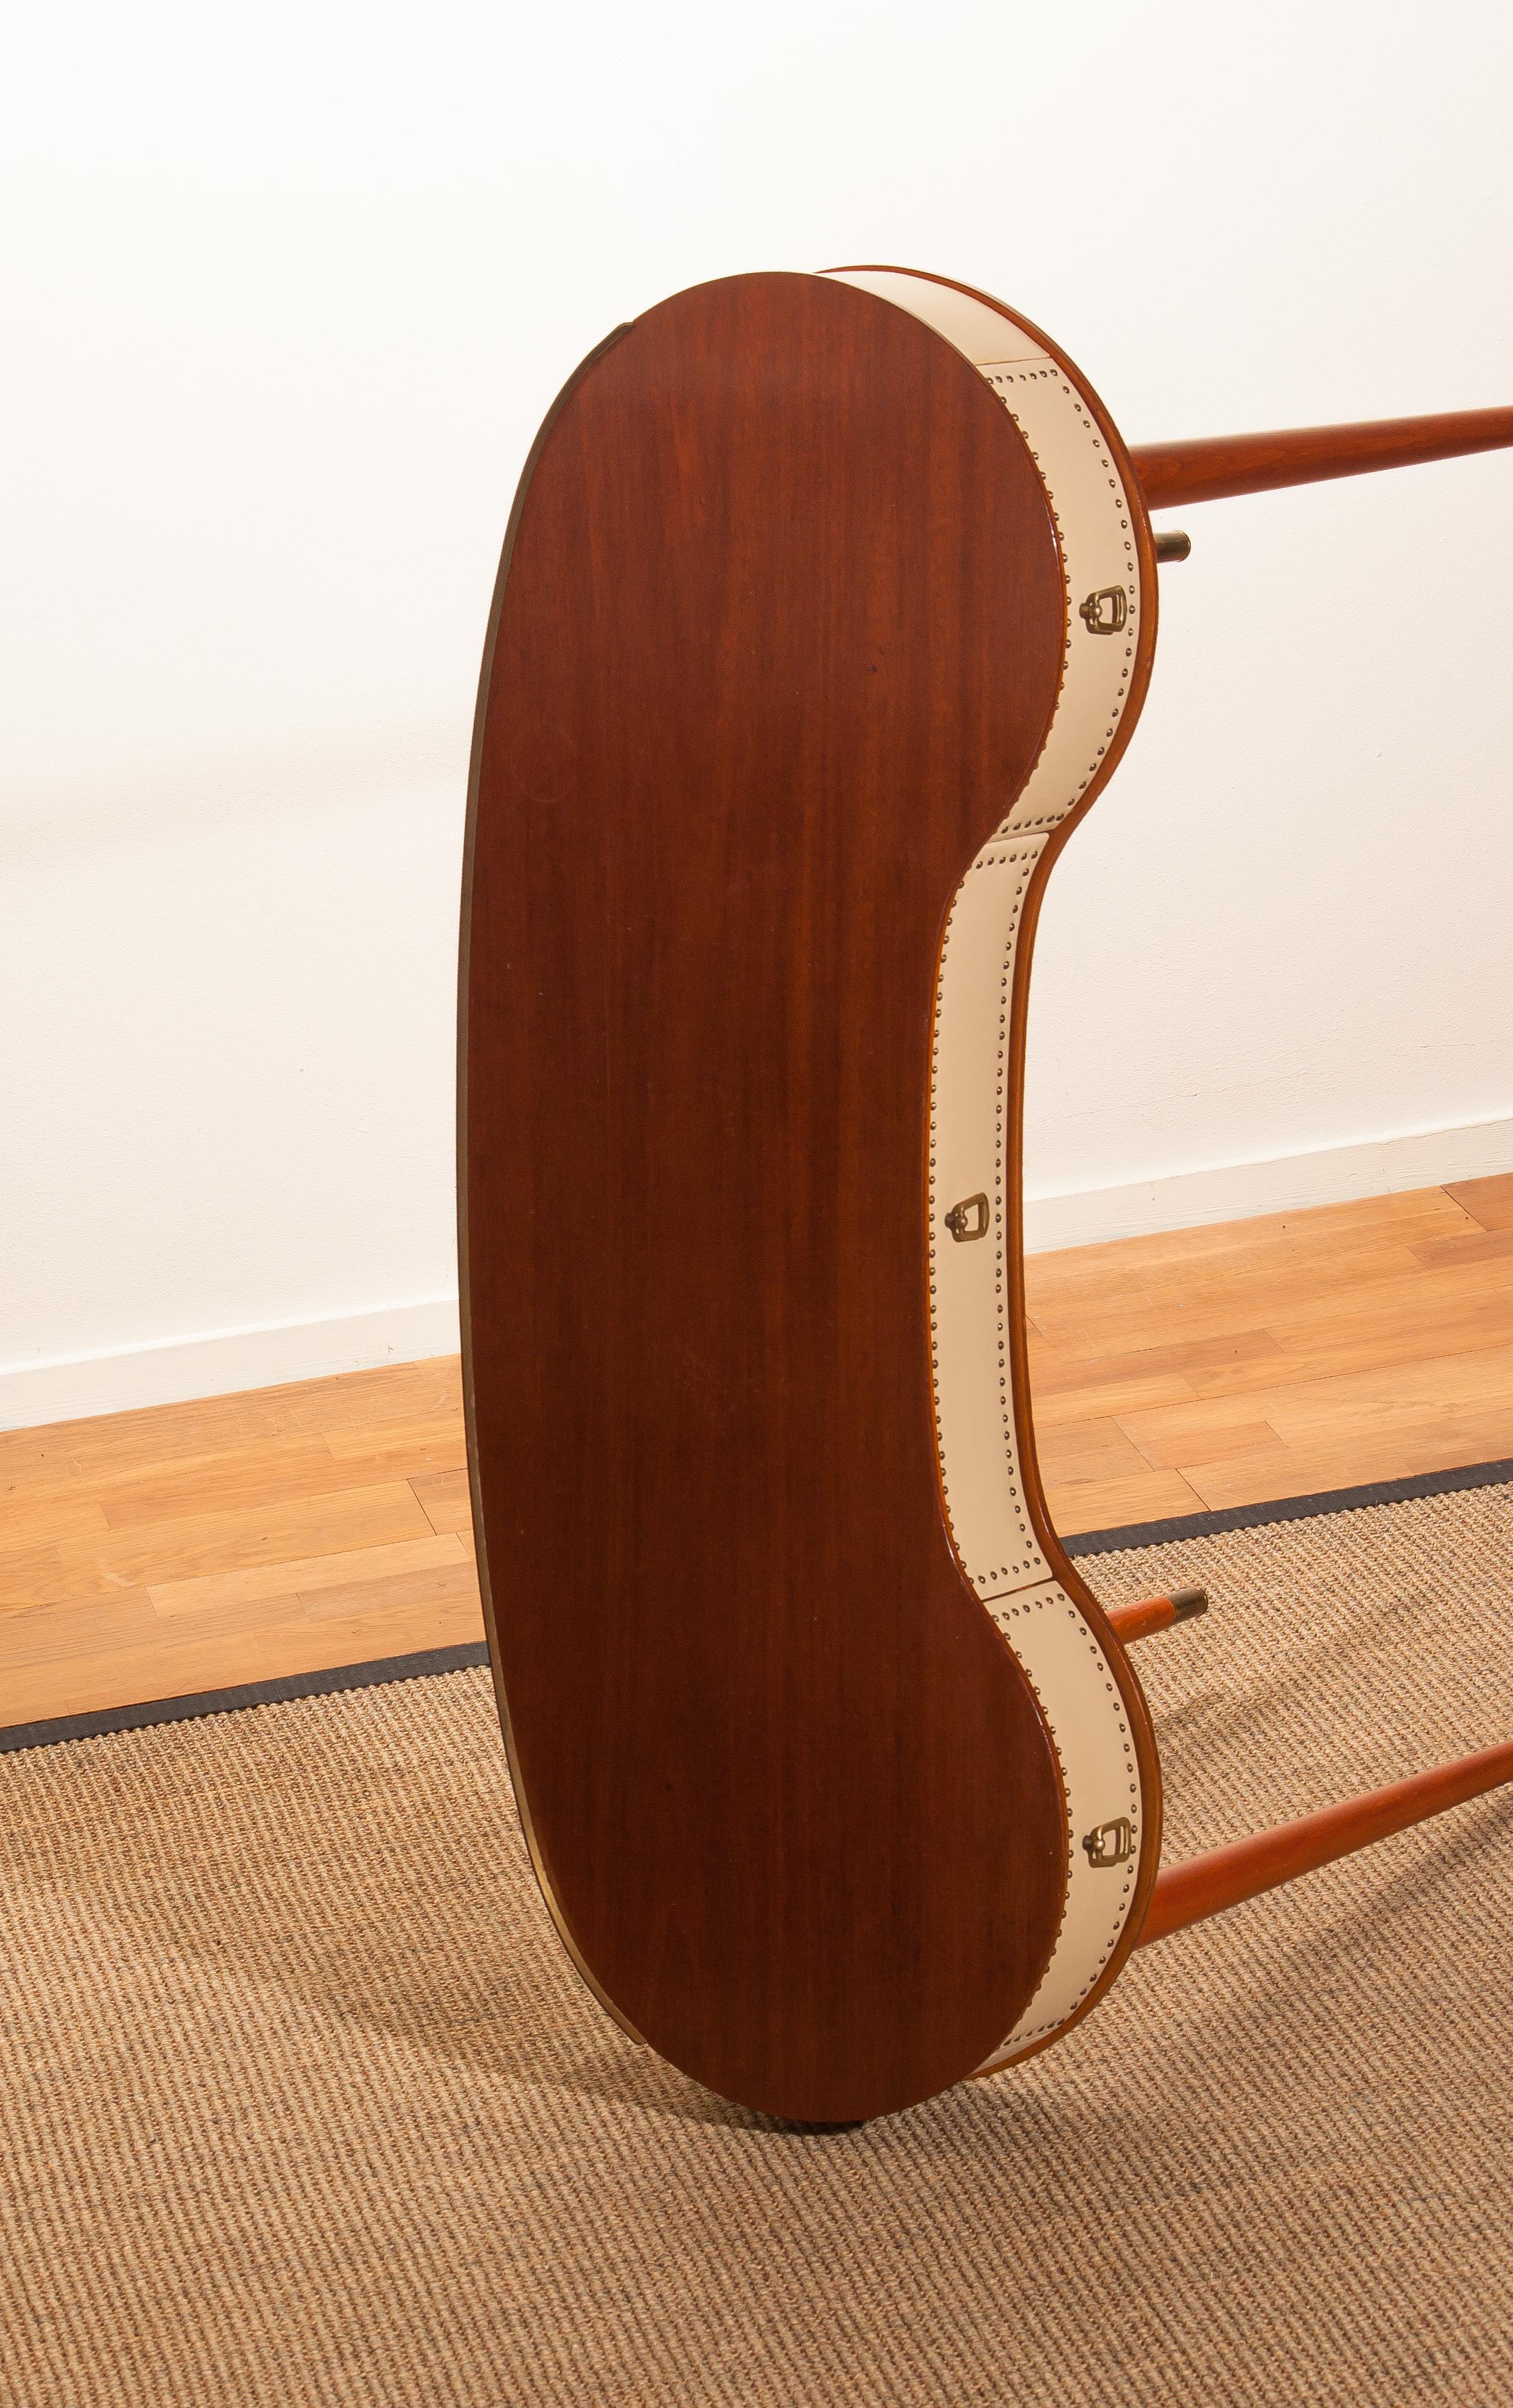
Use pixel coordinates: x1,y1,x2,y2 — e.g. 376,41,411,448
4,1465,1513,2405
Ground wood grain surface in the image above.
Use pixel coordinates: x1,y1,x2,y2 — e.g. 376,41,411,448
460,272,1073,2121
1132,404,1513,509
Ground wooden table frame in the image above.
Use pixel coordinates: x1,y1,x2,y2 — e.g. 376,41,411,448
460,266,1513,2123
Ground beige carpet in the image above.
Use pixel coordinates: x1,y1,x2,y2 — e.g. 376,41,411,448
5,1478,1513,2406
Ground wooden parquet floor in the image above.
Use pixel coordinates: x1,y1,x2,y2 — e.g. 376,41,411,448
5,1173,1513,1726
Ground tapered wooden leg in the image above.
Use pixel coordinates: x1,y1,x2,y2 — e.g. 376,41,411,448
1138,1736,1513,1948
1106,1586,1208,1646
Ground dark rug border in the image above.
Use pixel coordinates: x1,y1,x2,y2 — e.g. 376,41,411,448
6,1454,1512,1757
0,1642,491,1756
1064,1449,1513,1556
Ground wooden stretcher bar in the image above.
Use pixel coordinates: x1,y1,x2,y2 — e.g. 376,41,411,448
1132,403,1513,509
1105,1588,1208,1645
1138,1736,1513,1948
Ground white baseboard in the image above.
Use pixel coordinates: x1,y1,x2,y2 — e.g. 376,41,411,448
1023,1111,1513,1254
5,1112,1512,1431
0,1297,462,1433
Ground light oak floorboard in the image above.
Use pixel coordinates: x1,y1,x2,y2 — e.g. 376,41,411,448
148,1533,469,1621
3,1591,485,1726
86,1433,456,1533
1446,1172,1513,1232
1039,1466,1206,1534
0,1481,434,1612
6,1181,1513,1718
410,1469,473,1538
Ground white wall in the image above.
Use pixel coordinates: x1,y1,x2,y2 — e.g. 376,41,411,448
5,0,1513,1425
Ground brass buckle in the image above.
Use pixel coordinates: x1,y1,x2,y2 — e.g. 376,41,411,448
944,1193,990,1242
1078,585,1127,635
1082,1816,1134,1868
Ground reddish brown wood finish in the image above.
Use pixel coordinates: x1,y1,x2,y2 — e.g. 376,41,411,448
460,273,1078,2123
1132,404,1513,509
1107,1588,1206,1645
1108,1597,1177,1644
1138,1736,1513,1948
